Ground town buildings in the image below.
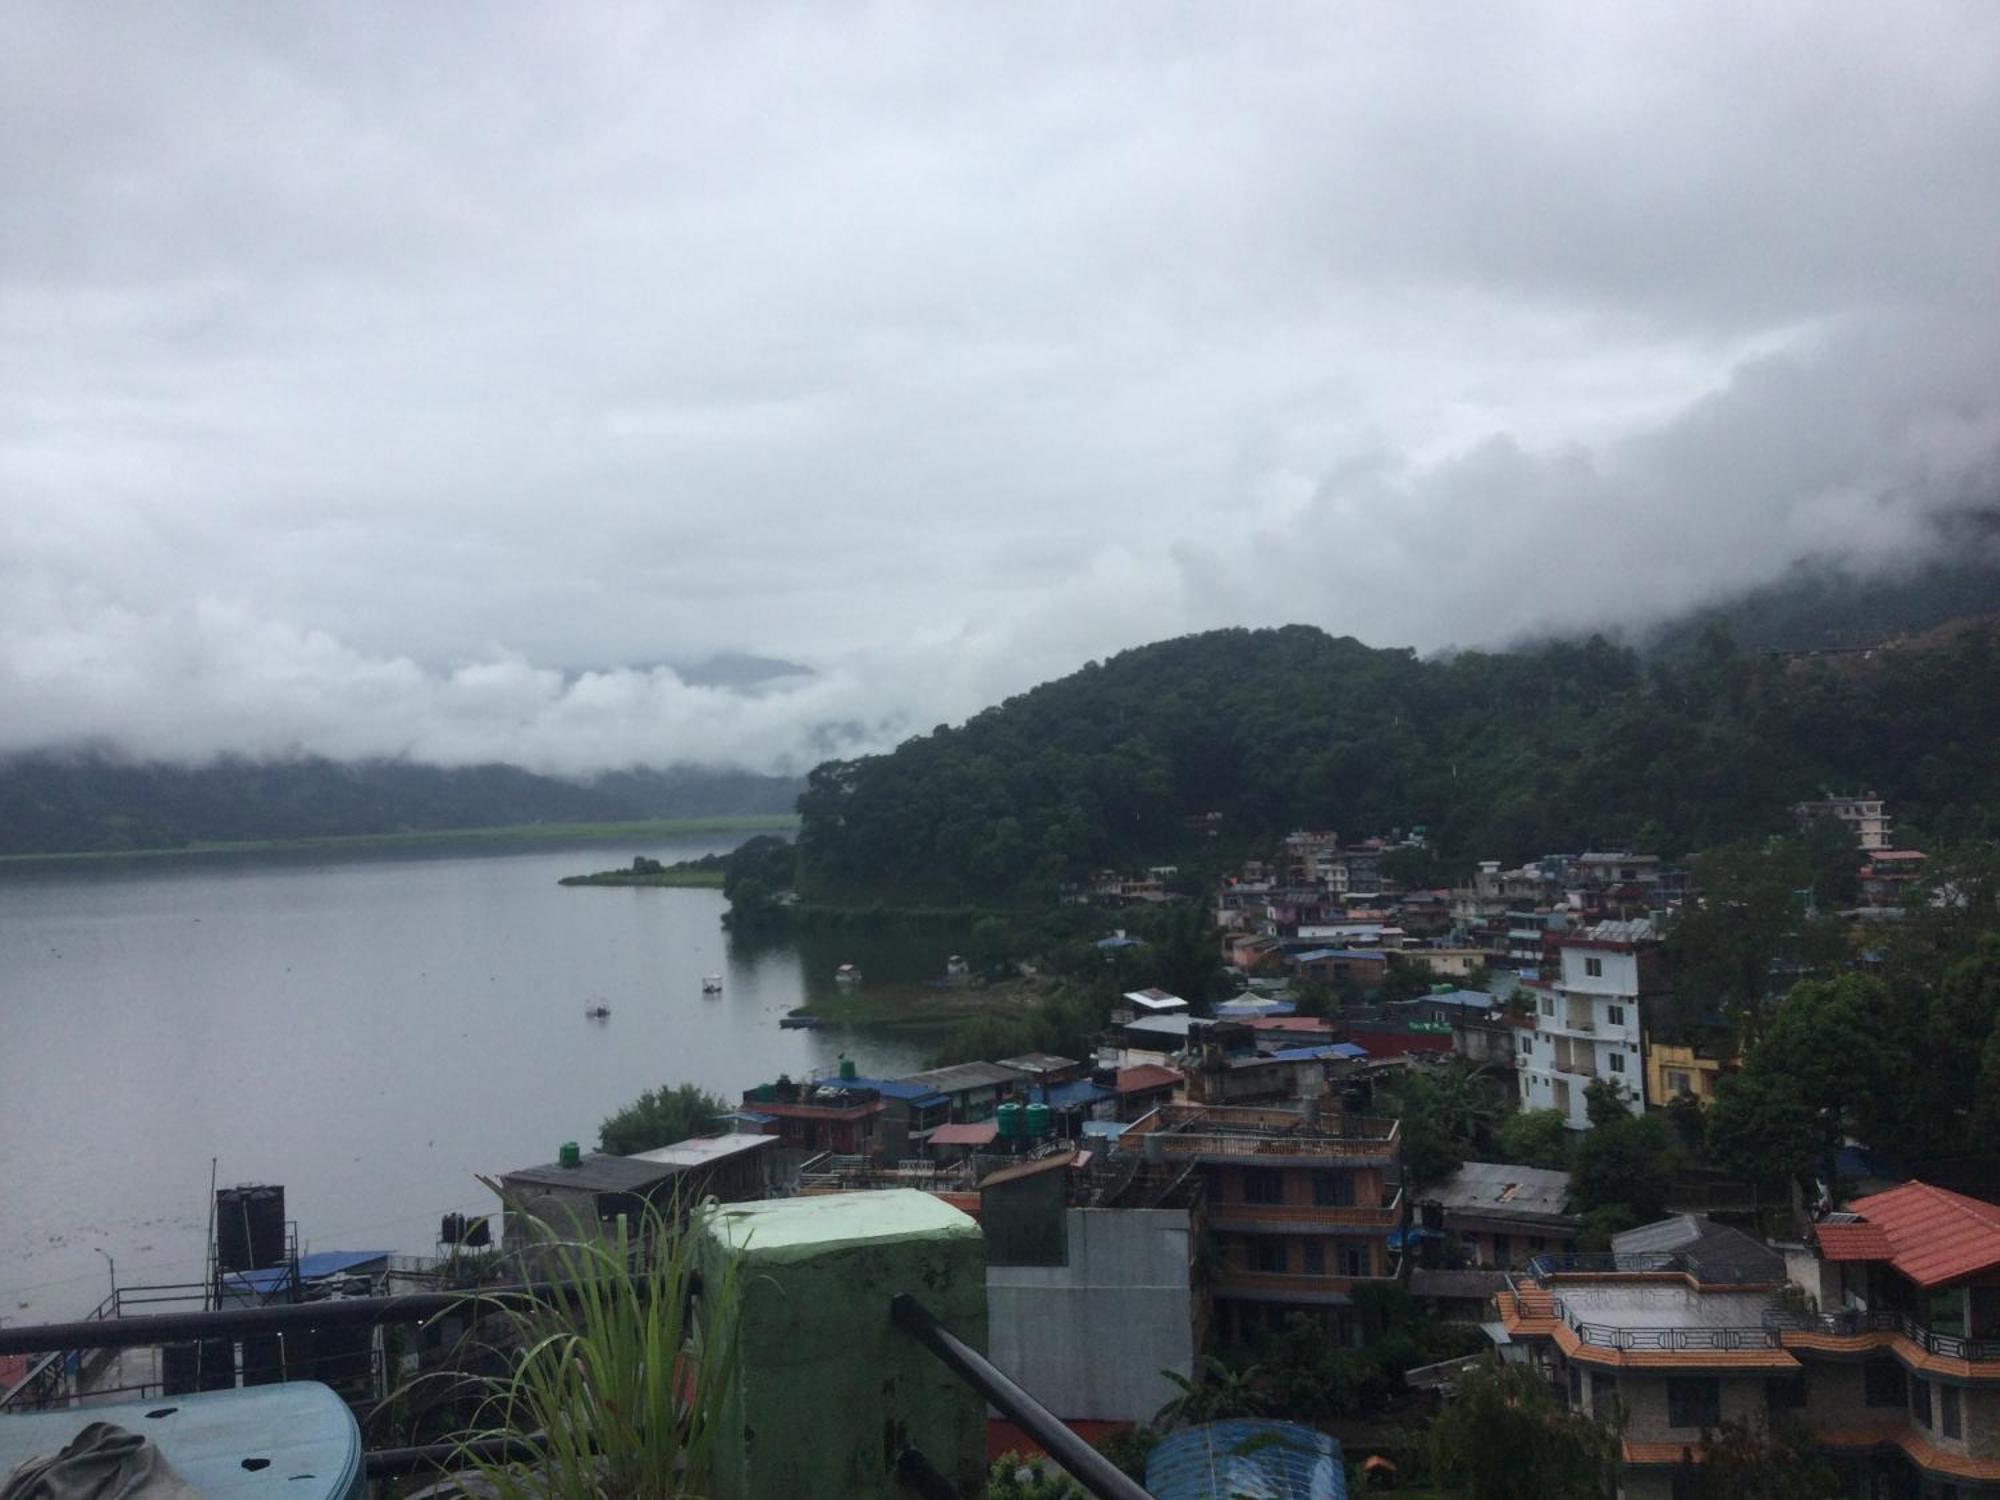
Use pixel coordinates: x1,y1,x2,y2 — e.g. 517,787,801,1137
1494,1183,2000,1498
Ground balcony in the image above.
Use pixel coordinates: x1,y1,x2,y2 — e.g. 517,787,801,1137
1211,1263,1402,1305
1767,1306,2000,1364
1207,1191,1404,1236
1124,1105,1400,1167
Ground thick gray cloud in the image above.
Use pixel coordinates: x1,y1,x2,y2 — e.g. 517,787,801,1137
4,2,1997,774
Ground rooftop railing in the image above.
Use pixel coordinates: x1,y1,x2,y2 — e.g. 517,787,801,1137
0,1280,1155,1498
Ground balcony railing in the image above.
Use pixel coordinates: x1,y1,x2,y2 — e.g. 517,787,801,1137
1212,1262,1401,1302
1765,1307,2000,1363
1549,1296,1782,1353
1207,1190,1403,1232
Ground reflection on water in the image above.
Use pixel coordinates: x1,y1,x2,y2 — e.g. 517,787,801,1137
0,838,959,1322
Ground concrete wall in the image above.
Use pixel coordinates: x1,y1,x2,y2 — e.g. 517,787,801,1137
986,1207,1195,1424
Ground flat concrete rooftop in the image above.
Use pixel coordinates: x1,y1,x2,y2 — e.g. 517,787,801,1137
1553,1283,1777,1331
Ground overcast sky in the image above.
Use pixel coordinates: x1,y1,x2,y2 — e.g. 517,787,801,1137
5,3,1998,775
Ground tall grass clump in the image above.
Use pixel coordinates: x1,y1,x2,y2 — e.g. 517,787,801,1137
444,1194,740,1499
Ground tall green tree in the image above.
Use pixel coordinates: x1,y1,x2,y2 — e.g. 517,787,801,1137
598,1082,731,1156
1679,1419,1839,1500
1571,1112,1677,1224
1428,1360,1619,1500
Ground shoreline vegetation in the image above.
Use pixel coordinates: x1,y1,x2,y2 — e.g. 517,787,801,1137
0,814,799,867
559,854,727,888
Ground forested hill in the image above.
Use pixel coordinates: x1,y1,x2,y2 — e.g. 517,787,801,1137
796,622,2000,902
0,756,802,856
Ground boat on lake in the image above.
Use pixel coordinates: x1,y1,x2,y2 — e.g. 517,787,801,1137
833,963,862,985
701,974,723,995
583,1004,611,1019
778,1013,826,1030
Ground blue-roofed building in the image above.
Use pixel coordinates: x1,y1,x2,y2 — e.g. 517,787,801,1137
221,1249,390,1304
821,1073,952,1156
1147,1420,1346,1500
1028,1077,1115,1133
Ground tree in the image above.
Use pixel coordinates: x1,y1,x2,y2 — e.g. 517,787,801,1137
1152,1357,1267,1430
598,1082,731,1156
1428,1359,1618,1500
1496,1109,1570,1170
1704,1073,1820,1188
1583,1077,1634,1129
1679,1418,1839,1500
1571,1112,1676,1224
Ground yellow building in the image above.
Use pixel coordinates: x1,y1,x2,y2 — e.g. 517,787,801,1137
1643,1035,1733,1108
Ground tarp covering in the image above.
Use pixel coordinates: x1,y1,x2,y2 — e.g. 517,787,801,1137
1147,1420,1346,1500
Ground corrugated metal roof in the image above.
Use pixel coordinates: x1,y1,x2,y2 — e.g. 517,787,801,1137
1843,1181,2000,1287
1429,1161,1573,1219
896,1061,1027,1093
1147,1420,1346,1500
928,1122,999,1147
1116,1064,1183,1093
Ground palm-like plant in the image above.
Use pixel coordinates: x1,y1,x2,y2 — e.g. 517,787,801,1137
1152,1356,1268,1430
442,1195,741,1499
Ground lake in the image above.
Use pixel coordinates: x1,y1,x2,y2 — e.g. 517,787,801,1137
0,836,954,1325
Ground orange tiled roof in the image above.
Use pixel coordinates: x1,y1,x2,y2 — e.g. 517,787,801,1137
1815,1221,1895,1260
1779,1326,2000,1382
1840,1180,2000,1288
1115,1064,1183,1093
1815,1421,2000,1482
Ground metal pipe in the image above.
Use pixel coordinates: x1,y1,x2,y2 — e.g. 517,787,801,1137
0,1285,563,1357
889,1294,1152,1500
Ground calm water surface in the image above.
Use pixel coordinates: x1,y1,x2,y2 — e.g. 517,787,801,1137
0,838,944,1323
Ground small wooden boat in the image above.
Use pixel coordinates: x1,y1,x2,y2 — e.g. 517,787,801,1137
778,1014,826,1030
701,974,723,995
833,963,862,985
583,1004,611,1019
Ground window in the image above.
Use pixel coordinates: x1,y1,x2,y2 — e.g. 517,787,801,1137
1912,1377,1933,1429
1303,1240,1326,1275
1609,1052,1626,1074
1492,1233,1512,1270
1585,957,1603,977
1864,1359,1906,1408
1567,1362,1583,1408
1667,1070,1692,1096
1942,1383,1962,1440
1521,1036,1533,1055
1666,1377,1720,1429
1606,1004,1625,1027
1541,996,1555,1017
1249,1238,1286,1273
1312,1171,1354,1207
1338,1244,1369,1277
1243,1168,1284,1205
1766,1374,1807,1412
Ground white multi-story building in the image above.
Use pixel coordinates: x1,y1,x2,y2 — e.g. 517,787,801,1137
1515,919,1659,1130
1793,793,1892,852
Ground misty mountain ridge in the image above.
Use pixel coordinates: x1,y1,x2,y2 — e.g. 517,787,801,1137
0,754,802,858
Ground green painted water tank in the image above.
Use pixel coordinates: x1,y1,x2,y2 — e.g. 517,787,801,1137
1024,1103,1052,1137
559,1141,581,1168
995,1103,1023,1139
839,1057,857,1080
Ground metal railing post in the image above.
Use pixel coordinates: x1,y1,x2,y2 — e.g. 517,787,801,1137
890,1294,1152,1500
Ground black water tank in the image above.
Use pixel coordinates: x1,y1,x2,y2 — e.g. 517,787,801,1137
441,1213,466,1245
240,1333,284,1386
162,1339,234,1394
216,1185,287,1271
463,1215,491,1248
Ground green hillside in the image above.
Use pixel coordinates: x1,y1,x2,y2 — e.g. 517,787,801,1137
797,622,1999,901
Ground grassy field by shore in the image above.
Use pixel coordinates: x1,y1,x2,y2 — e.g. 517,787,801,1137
0,814,799,866
558,866,727,888
791,974,1047,1032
